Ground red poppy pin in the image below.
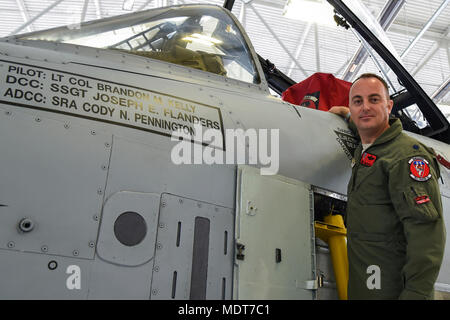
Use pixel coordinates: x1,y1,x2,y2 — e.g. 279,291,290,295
409,157,432,182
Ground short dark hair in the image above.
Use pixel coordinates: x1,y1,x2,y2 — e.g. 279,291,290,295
351,73,390,99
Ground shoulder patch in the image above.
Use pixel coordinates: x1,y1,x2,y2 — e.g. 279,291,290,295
409,157,432,181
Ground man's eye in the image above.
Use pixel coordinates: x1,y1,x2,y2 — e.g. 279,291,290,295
370,97,380,103
353,99,362,105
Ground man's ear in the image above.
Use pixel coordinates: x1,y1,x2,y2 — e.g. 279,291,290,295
387,99,394,114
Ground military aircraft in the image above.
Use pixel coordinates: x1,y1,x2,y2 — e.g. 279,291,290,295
0,0,449,300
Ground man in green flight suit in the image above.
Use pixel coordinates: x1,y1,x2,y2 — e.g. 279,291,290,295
330,73,446,299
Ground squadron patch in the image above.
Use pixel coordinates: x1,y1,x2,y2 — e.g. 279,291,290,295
409,157,432,181
360,152,377,167
300,91,320,109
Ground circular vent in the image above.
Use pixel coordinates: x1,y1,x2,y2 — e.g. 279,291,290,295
114,211,147,246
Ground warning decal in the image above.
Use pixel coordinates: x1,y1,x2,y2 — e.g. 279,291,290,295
334,128,358,160
0,61,224,148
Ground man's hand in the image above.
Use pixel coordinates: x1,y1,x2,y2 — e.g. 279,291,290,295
329,106,350,117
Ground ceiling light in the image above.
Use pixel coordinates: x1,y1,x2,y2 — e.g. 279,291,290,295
283,0,335,26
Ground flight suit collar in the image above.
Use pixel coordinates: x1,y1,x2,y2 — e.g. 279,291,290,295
369,118,403,148
354,118,402,157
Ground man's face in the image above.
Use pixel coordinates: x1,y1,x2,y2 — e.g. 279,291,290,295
349,77,394,140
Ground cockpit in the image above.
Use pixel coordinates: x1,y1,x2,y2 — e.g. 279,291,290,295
15,5,260,84
6,2,449,143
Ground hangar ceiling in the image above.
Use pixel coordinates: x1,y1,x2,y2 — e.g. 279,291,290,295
1,0,449,116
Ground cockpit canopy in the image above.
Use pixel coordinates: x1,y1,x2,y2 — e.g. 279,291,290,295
17,5,261,84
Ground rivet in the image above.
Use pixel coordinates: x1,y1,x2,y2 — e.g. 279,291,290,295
5,111,11,116
151,289,158,295
159,223,165,228
64,123,70,129
35,117,41,122
101,164,107,170
105,142,110,148
90,130,96,135
156,243,162,250
73,250,79,256
93,215,99,221
7,241,15,248
153,266,160,272
88,241,95,248
97,189,103,195
179,199,183,204
41,245,48,252
161,202,166,207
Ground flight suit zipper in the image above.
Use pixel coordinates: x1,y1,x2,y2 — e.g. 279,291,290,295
350,145,365,192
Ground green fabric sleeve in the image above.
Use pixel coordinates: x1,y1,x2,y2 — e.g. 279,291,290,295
388,156,446,300
398,288,433,300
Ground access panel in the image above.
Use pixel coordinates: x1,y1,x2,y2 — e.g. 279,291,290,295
0,107,110,259
234,165,316,299
150,193,234,300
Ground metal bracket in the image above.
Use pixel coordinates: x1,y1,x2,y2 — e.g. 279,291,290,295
297,276,322,290
302,279,318,290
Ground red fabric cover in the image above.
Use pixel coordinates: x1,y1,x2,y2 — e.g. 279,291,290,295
282,72,352,111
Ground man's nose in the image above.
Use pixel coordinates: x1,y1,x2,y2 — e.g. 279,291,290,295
361,99,370,111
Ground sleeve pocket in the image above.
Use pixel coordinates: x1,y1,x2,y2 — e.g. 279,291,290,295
402,186,439,223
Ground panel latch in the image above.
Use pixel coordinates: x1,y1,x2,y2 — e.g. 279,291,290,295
236,243,245,260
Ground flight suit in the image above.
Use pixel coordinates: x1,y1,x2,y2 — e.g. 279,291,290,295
346,118,446,299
